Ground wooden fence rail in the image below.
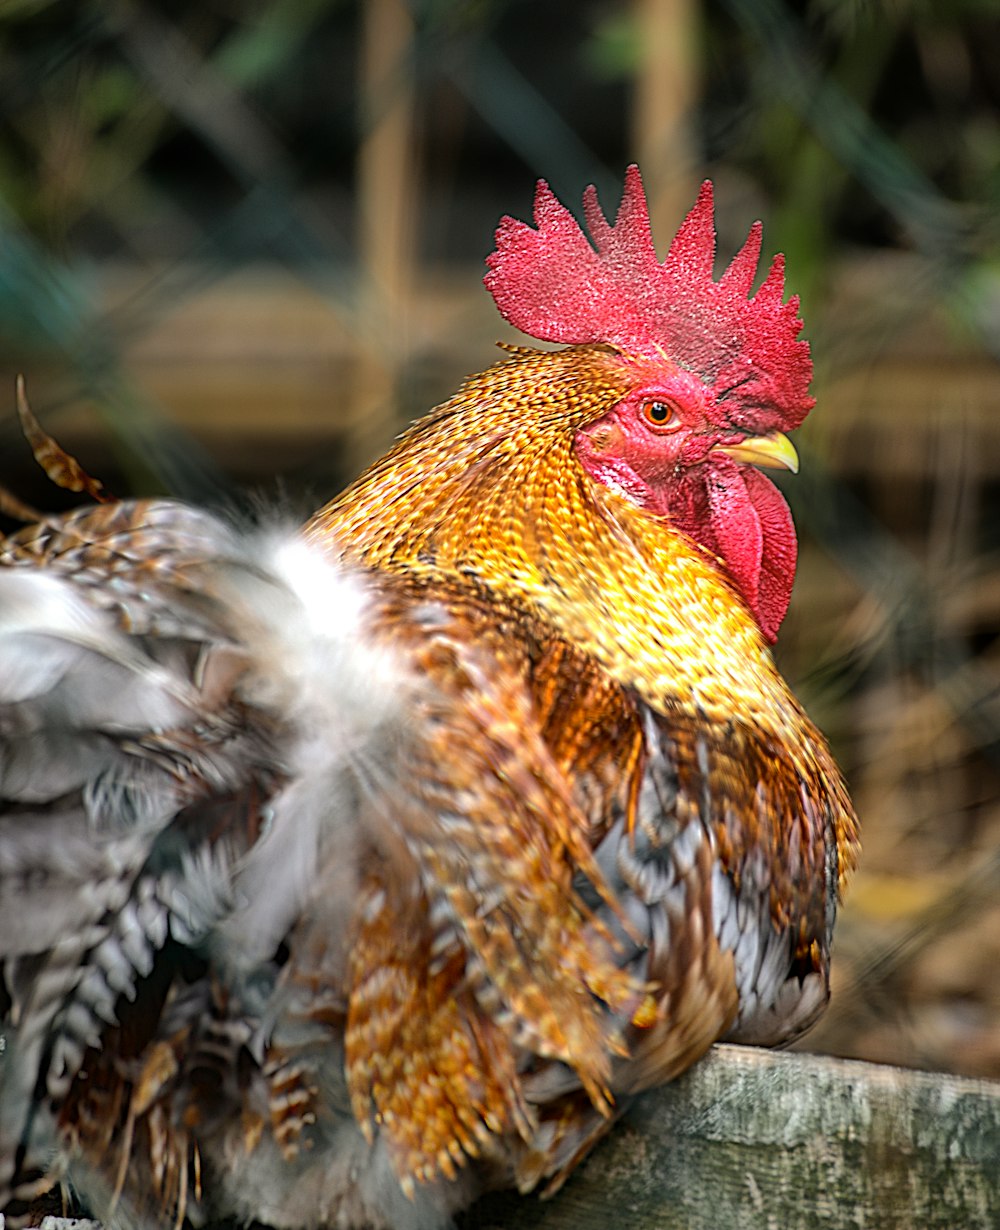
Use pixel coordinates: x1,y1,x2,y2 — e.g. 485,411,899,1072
465,1044,1000,1230
9,1045,999,1230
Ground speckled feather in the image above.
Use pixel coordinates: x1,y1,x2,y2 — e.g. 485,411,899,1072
308,337,858,1190
1,171,858,1230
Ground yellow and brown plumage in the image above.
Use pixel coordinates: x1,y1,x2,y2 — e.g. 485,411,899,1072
0,168,858,1229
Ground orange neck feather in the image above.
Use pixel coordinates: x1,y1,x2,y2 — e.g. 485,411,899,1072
308,346,804,731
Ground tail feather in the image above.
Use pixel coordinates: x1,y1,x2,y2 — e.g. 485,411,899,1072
0,500,409,1220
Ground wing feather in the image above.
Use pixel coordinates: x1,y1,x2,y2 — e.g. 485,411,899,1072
0,499,409,1219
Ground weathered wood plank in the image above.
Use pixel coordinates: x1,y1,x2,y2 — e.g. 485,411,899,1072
9,1047,998,1228
463,1044,1000,1230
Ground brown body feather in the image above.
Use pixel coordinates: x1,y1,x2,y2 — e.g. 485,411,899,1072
1,234,857,1227
305,344,859,1189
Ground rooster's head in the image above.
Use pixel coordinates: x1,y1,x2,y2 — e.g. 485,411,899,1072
485,166,813,643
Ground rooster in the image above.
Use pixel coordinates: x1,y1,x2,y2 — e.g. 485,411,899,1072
0,166,858,1230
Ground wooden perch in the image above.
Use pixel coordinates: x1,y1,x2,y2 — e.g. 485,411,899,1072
463,1044,1000,1230
11,1046,998,1230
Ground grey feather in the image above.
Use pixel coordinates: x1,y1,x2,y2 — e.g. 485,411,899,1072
0,500,413,1225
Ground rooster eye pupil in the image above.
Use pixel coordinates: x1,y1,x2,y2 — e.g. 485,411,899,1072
643,400,676,426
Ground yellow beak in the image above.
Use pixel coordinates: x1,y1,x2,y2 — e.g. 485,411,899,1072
713,431,799,475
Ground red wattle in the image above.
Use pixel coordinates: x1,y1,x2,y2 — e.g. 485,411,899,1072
671,461,796,643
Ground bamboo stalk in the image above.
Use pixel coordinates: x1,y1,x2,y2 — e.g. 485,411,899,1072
353,0,418,464
631,0,701,244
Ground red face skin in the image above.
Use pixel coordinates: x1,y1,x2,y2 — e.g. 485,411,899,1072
573,365,798,644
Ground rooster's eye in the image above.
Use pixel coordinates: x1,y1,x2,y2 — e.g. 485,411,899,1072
639,399,680,432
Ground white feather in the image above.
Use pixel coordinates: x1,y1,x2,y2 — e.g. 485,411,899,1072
212,528,414,966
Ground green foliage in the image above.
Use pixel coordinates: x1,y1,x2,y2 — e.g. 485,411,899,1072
0,0,997,1085
0,0,994,462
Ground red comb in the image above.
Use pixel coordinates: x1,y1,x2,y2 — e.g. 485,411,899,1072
485,165,814,431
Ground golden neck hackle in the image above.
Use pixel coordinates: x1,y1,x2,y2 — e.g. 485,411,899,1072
309,346,798,730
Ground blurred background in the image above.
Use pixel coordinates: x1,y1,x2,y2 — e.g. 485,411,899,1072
0,0,998,1080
